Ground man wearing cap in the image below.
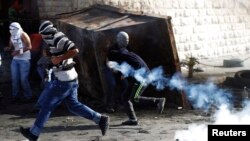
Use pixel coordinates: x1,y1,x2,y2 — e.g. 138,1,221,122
107,31,166,125
19,20,109,141
4,22,32,103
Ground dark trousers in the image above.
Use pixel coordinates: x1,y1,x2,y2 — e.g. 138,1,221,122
120,79,159,120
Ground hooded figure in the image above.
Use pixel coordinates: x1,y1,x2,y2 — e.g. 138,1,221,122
38,20,57,46
9,22,23,51
116,31,129,48
9,22,22,36
107,31,166,126
5,22,32,102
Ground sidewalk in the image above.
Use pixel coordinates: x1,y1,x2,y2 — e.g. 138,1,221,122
181,54,250,84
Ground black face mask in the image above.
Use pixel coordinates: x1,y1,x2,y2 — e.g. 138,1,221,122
116,34,129,48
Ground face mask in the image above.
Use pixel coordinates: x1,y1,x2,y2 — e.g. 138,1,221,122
9,22,22,36
40,32,54,45
116,32,129,48
117,36,129,47
41,34,54,39
9,29,18,36
44,38,53,46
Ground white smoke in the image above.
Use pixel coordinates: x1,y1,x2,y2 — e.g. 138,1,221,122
107,61,232,110
175,124,208,141
107,61,169,88
174,102,250,141
108,61,250,141
214,102,250,125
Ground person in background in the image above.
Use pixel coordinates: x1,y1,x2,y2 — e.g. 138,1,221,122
107,31,166,126
4,22,32,103
8,0,25,23
19,20,109,141
36,41,54,89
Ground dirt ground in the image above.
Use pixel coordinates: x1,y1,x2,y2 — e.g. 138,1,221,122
0,102,212,141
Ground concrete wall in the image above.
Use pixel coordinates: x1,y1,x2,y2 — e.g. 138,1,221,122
37,0,76,17
38,0,250,60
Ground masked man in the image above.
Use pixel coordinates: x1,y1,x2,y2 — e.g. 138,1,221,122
19,20,109,141
5,22,32,103
107,31,166,125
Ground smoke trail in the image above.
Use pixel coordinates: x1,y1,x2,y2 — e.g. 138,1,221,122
107,61,169,87
108,61,250,141
107,61,233,110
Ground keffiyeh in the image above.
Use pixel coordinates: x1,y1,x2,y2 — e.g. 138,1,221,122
9,22,23,49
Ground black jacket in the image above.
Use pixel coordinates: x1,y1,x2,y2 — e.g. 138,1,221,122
108,44,149,71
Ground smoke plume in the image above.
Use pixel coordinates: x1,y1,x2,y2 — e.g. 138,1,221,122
107,61,232,110
107,61,250,141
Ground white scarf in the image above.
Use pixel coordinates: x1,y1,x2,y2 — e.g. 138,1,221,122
10,22,23,50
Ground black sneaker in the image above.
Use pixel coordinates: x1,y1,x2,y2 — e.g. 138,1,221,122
98,115,109,136
121,120,138,126
20,126,38,141
157,98,166,114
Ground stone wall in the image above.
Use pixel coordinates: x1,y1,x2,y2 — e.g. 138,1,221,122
38,0,250,60
37,0,73,17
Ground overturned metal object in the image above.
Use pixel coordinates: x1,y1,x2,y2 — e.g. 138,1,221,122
56,5,189,108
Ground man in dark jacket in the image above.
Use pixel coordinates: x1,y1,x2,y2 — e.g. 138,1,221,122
107,31,166,126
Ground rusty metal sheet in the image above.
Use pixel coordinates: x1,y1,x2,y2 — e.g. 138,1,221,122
56,5,189,109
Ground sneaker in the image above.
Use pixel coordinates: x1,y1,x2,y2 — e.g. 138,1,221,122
121,120,138,126
20,127,38,141
157,98,166,114
98,115,109,136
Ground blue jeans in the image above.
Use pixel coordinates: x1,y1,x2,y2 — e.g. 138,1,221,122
11,59,32,98
30,79,101,136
